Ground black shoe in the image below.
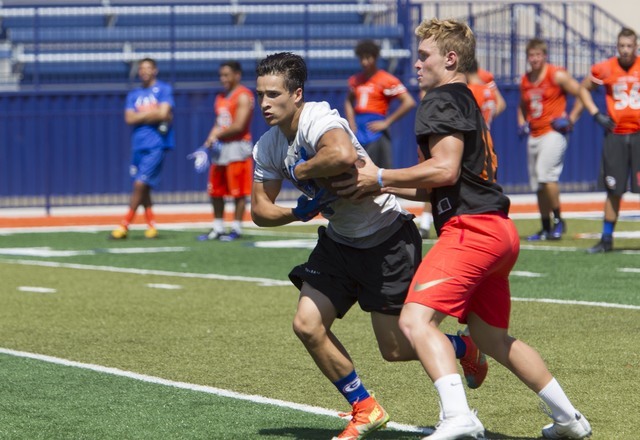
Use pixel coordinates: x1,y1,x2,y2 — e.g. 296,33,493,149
587,238,613,254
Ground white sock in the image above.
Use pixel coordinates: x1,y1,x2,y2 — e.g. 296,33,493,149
213,219,225,234
434,374,470,418
232,220,242,234
420,212,432,230
538,378,577,423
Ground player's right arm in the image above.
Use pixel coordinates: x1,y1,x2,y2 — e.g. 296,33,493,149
344,89,357,133
124,102,172,126
494,86,507,117
251,179,298,227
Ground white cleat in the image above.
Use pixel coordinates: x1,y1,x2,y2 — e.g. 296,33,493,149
542,412,592,439
422,410,485,440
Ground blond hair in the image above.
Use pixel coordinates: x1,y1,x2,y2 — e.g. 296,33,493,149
414,18,475,73
525,38,548,55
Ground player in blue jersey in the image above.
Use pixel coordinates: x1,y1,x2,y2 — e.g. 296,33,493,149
110,58,175,240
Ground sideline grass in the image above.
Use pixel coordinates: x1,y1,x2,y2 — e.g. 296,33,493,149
1,219,639,438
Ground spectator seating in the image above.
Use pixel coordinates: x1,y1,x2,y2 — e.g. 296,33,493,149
0,2,411,86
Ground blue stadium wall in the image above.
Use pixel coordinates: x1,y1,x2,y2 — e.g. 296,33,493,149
0,84,607,209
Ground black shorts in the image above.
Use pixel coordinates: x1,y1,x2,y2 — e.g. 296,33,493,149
289,216,422,318
600,132,640,195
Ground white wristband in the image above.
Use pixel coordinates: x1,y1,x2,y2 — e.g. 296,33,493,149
377,168,385,188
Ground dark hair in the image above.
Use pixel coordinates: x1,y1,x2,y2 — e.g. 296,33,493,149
138,57,157,68
618,27,637,41
354,39,380,59
220,60,242,74
256,52,307,93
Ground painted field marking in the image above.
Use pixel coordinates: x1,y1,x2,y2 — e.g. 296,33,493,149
1,259,290,287
0,348,428,435
0,247,188,258
146,283,182,290
511,271,544,278
2,259,638,310
18,286,56,294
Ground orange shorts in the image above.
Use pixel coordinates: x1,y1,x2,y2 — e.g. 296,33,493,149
207,157,253,198
405,212,520,328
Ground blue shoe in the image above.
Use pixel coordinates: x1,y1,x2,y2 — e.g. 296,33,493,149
527,230,550,241
197,229,222,241
219,230,241,242
550,219,566,240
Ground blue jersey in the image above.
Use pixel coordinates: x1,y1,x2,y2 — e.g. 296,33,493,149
125,80,175,150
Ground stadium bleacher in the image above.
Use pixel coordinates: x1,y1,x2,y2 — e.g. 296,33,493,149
0,1,412,86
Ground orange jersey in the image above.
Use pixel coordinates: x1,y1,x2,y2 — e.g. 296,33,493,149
468,82,498,129
590,56,640,134
348,69,407,115
520,64,568,137
214,85,254,142
477,68,496,89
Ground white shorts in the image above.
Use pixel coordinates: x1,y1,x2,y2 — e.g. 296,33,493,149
527,131,567,190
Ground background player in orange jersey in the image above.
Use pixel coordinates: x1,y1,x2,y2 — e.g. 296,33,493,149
345,39,416,170
198,61,254,242
467,59,506,130
579,27,640,253
518,39,584,241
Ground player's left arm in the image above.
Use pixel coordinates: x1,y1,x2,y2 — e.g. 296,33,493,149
555,69,584,124
124,102,172,126
291,128,358,181
335,133,464,197
369,91,416,132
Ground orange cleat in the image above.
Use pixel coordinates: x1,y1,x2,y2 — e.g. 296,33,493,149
458,329,488,389
332,396,390,440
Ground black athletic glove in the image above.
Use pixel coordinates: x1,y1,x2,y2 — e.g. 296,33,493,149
593,112,615,131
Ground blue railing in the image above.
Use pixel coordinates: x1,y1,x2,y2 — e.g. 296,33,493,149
0,1,624,209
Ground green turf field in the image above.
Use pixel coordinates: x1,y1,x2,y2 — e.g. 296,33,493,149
0,217,639,439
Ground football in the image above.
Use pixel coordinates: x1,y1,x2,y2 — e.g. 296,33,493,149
314,171,354,196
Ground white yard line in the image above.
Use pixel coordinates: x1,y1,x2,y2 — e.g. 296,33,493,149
0,347,427,435
0,259,291,287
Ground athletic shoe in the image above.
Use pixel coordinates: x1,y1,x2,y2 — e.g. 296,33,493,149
109,226,127,240
458,329,488,389
144,227,158,239
527,229,550,241
331,396,389,440
550,219,566,240
219,230,241,242
542,412,592,439
587,237,613,254
422,410,485,440
197,229,222,241
419,227,431,239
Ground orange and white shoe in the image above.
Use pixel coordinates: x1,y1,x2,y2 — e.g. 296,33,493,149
109,226,128,240
332,396,390,440
458,328,488,389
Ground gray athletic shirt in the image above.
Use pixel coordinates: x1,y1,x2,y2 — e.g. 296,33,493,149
253,101,407,246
